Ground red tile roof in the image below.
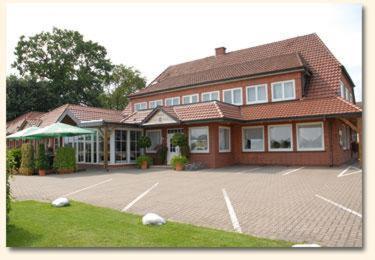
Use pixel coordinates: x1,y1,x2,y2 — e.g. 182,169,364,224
130,33,343,99
6,112,45,134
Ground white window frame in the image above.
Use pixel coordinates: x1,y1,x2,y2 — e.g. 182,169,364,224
242,126,265,152
218,126,231,153
268,124,293,152
189,126,210,153
149,100,163,109
145,129,162,153
246,84,268,104
222,87,243,105
271,80,296,102
296,122,325,151
201,91,220,102
165,97,180,106
134,102,147,111
182,94,199,104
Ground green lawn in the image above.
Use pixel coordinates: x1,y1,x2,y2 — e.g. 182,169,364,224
7,200,293,248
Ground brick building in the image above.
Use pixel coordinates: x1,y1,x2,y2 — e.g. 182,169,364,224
6,33,362,168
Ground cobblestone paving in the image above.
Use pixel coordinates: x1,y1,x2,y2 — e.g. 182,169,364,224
10,164,363,247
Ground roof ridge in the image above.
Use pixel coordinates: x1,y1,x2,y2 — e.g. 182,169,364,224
213,101,224,118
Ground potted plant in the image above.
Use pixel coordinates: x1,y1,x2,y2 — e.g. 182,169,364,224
35,144,48,176
171,132,190,159
19,143,34,175
53,147,76,174
171,155,188,171
136,155,153,170
138,135,152,168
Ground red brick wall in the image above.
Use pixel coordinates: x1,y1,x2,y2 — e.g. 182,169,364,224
129,71,303,113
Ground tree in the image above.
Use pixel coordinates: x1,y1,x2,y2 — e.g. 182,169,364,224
12,27,113,107
99,64,146,110
6,75,56,121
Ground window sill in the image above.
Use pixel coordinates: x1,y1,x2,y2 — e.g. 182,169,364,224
242,149,265,152
219,150,231,153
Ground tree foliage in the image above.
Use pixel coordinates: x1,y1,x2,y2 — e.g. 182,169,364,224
99,64,146,110
12,27,113,107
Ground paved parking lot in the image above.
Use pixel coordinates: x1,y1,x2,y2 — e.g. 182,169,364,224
10,164,363,247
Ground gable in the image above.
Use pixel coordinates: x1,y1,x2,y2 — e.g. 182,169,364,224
142,110,178,125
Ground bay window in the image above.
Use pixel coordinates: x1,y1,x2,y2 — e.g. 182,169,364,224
223,88,243,105
268,125,293,151
242,126,264,152
189,126,209,153
165,97,180,106
296,122,324,151
219,127,230,152
182,94,199,104
271,80,295,102
146,130,162,153
201,91,220,102
246,84,268,104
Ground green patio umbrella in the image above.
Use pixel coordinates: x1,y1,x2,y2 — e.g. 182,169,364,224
6,126,41,140
23,122,95,139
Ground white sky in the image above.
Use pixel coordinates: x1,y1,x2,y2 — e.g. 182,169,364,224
6,3,362,101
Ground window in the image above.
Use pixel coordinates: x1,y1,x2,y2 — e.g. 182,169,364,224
242,126,264,152
134,102,147,111
246,84,268,104
297,122,324,151
268,125,293,151
201,91,220,102
149,100,163,109
146,130,162,153
115,130,127,162
182,94,199,104
219,127,231,152
271,80,295,102
189,126,209,153
340,81,354,103
223,88,243,105
340,81,345,98
165,97,180,106
130,130,141,161
340,125,351,150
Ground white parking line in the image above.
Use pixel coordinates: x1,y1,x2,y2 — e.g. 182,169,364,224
122,182,159,212
315,194,362,218
282,167,305,176
337,166,362,178
337,166,352,178
342,170,362,177
222,188,242,233
61,178,113,197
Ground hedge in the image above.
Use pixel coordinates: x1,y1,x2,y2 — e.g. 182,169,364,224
19,143,34,175
53,147,76,171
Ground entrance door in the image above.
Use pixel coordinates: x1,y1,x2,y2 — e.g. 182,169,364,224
167,129,183,164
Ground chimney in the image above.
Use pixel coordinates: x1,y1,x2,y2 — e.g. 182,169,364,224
215,47,226,56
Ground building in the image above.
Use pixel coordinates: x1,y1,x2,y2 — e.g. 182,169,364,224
6,33,362,169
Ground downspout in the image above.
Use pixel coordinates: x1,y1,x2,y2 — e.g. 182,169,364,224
329,120,334,167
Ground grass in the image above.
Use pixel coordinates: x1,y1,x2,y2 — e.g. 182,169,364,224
7,200,293,248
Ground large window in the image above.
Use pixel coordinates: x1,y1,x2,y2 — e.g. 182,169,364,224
189,126,209,153
146,130,162,153
115,130,127,162
219,127,231,152
223,88,243,105
339,125,351,150
242,126,264,152
182,94,199,104
246,84,267,104
268,125,293,151
201,91,220,102
165,97,180,106
296,122,324,151
130,130,141,161
134,102,147,111
271,80,295,102
149,100,163,109
65,130,101,163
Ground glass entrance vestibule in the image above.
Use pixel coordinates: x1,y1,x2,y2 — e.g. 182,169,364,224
63,128,142,165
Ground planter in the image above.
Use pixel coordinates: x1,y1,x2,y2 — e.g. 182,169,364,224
175,163,184,171
38,169,46,176
141,161,148,170
57,168,74,174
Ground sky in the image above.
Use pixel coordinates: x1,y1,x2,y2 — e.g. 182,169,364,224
6,3,362,101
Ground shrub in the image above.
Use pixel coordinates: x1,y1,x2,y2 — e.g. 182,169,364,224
170,155,188,169
19,143,34,175
35,144,48,170
171,132,190,159
7,148,21,171
136,155,153,168
6,150,15,225
138,135,152,149
155,144,168,165
53,147,76,171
